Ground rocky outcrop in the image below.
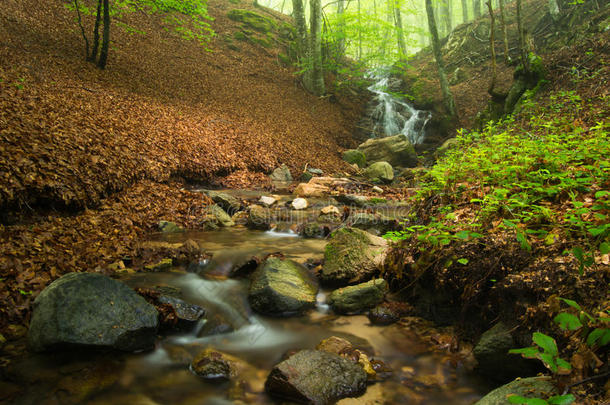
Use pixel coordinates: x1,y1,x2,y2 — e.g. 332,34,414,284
356,134,417,167
28,273,159,352
210,204,235,227
328,279,388,314
364,161,394,183
248,257,318,316
265,349,367,404
205,191,242,214
321,227,388,285
270,164,293,182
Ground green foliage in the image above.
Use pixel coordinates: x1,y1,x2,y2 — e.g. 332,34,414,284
227,9,277,33
509,332,571,374
66,0,214,46
386,91,609,274
554,298,610,348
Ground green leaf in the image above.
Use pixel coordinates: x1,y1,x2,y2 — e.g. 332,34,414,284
538,352,558,373
553,313,583,331
457,258,469,265
507,395,549,405
556,357,572,373
586,328,610,347
533,332,558,356
600,242,610,254
455,230,470,240
547,394,575,405
509,346,539,359
516,230,531,251
559,298,582,311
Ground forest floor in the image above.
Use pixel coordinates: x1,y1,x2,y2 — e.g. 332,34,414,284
0,0,609,402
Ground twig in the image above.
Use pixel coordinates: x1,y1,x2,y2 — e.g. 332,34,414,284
562,371,610,395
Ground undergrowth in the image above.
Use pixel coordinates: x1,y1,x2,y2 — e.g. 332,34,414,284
387,90,609,274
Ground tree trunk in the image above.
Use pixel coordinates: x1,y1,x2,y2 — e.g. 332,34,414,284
336,0,346,59
308,0,325,95
97,0,110,69
461,0,468,23
516,0,528,72
486,0,503,99
357,0,362,59
292,0,308,64
394,1,407,57
498,0,509,63
473,0,481,18
73,0,90,59
425,0,456,117
90,0,102,62
442,0,452,36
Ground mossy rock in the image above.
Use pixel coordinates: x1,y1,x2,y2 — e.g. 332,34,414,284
227,9,277,33
342,149,366,168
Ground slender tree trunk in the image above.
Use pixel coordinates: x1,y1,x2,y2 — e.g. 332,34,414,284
498,0,509,63
74,0,90,59
336,0,346,58
90,0,102,62
425,0,456,117
280,0,286,13
486,0,500,97
442,0,452,36
97,0,110,69
394,1,407,57
461,0,468,23
473,0,481,18
292,0,309,63
309,0,325,95
516,0,528,72
357,0,362,59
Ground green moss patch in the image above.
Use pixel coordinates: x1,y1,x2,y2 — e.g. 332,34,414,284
227,9,277,33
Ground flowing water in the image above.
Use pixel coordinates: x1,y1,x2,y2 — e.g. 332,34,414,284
366,70,432,145
4,192,490,405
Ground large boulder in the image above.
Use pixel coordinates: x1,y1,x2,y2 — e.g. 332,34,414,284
28,273,159,352
328,279,388,314
349,212,398,234
473,322,541,381
248,257,318,316
334,194,369,208
294,182,329,198
342,149,366,168
205,191,241,214
321,227,388,285
356,134,417,167
265,349,367,404
364,161,394,183
474,377,558,405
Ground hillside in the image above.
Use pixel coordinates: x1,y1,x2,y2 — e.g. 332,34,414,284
0,0,364,213
0,0,366,339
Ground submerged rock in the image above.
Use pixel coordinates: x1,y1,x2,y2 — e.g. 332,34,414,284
321,227,388,285
248,257,318,316
364,161,394,183
205,191,242,214
28,273,159,352
316,336,382,380
367,302,413,325
334,194,369,207
157,295,205,331
474,376,558,405
299,222,331,238
328,279,388,314
247,205,271,230
191,348,236,380
158,220,183,233
356,134,417,167
210,204,235,227
265,349,367,404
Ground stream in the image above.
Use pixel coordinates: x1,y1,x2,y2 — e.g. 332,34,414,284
4,190,491,405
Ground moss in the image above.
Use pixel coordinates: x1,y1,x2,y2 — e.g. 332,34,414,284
368,198,387,205
278,53,290,66
229,0,240,3
233,31,248,41
252,36,272,48
227,9,277,33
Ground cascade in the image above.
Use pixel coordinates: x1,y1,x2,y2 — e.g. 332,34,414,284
365,69,431,145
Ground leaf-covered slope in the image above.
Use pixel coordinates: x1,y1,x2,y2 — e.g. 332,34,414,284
0,0,364,212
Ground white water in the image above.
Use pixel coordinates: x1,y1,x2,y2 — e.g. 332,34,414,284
367,71,432,144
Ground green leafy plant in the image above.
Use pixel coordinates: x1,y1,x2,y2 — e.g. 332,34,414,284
507,394,575,405
509,332,572,374
553,298,610,348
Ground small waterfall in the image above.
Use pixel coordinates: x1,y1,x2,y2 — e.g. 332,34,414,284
365,69,431,145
